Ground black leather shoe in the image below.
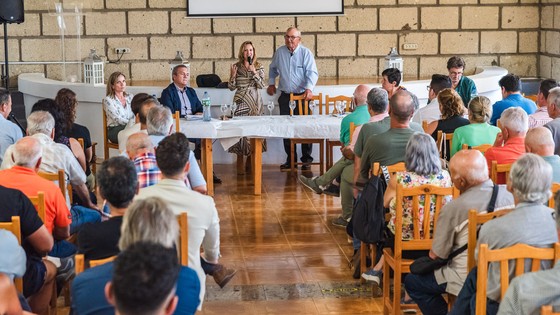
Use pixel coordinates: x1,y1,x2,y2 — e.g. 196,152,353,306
213,174,222,184
301,164,311,171
280,162,291,171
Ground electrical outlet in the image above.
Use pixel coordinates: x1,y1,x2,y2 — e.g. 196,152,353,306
114,48,131,54
402,43,418,50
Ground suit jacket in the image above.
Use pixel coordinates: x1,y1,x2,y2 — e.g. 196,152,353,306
160,83,203,116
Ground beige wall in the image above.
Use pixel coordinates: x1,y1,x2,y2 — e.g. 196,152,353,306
0,0,550,88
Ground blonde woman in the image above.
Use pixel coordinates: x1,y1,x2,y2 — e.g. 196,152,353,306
103,71,134,143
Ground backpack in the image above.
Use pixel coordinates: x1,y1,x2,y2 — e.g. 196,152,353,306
351,173,388,244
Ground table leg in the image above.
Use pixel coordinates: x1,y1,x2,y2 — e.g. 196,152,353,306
201,138,214,196
251,138,262,195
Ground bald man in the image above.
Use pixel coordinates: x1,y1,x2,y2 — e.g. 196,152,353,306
525,127,560,182
405,150,515,315
126,132,161,189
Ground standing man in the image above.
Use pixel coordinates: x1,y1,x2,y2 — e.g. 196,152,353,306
267,26,319,171
0,88,23,165
447,56,477,107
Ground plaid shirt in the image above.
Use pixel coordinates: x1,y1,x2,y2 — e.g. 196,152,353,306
133,152,161,189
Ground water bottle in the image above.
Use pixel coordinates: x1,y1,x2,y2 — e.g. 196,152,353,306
202,91,211,121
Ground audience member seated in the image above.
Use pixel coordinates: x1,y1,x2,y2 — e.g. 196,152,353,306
0,137,72,258
72,197,200,315
381,68,406,99
450,96,501,156
485,107,528,184
0,185,55,314
0,273,28,314
0,229,30,312
126,132,161,189
135,133,236,307
146,106,207,194
528,79,558,128
525,127,560,183
544,87,560,155
77,156,137,260
450,153,558,315
103,71,134,144
298,85,373,227
117,93,158,153
490,73,537,125
361,133,452,292
426,88,470,159
55,88,95,186
497,192,560,315
106,242,181,315
413,74,452,124
0,88,23,165
2,111,101,232
405,150,514,315
447,56,477,107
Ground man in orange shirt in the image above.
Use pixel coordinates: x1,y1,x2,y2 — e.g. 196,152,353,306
0,137,72,257
485,107,528,184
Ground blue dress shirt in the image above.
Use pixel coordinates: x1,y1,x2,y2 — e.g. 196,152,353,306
0,114,22,165
268,44,318,94
490,93,537,125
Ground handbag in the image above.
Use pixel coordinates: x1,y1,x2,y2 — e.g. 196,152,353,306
410,184,500,275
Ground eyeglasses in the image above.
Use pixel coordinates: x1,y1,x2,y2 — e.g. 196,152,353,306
426,85,431,91
449,71,463,76
284,35,300,41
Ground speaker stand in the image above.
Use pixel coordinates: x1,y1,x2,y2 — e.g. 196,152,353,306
1,23,8,89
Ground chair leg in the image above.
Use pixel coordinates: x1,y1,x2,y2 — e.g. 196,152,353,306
360,242,367,285
319,140,325,175
393,267,402,315
383,256,391,315
104,141,109,160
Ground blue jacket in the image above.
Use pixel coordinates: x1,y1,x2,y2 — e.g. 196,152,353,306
160,83,203,116
490,93,537,125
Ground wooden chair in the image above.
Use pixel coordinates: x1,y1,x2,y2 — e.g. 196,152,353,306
541,305,560,315
382,184,454,315
549,182,560,209
323,95,347,171
467,209,514,272
476,243,560,315
461,143,492,154
325,95,352,115
0,216,23,293
490,161,512,184
78,138,98,189
173,110,181,133
289,93,325,174
422,120,429,133
326,122,358,170
102,105,120,160
38,170,66,199
75,254,116,276
177,213,189,266
28,192,46,222
436,130,454,159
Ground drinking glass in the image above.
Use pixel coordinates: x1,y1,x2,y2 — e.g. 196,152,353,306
231,103,238,119
334,101,341,116
339,101,346,116
289,101,296,117
220,104,228,119
267,101,274,116
308,100,316,116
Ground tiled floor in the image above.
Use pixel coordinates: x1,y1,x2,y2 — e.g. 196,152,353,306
198,164,384,314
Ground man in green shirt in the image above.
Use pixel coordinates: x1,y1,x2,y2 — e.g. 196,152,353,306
447,56,477,108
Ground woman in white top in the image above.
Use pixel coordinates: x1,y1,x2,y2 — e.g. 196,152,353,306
103,71,134,143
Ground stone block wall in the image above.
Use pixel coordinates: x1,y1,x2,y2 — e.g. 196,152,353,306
0,0,548,87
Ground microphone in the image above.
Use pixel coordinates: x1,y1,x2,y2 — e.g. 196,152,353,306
248,56,253,65
9,113,26,135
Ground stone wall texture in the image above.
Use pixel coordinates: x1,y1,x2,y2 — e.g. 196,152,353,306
1,0,557,87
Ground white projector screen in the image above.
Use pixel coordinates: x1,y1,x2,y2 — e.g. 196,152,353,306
187,0,344,17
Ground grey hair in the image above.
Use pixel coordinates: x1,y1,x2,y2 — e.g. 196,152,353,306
27,111,55,136
367,88,389,113
146,106,172,136
509,153,552,204
0,88,9,106
409,91,420,111
548,87,560,110
405,133,442,176
118,197,179,251
13,138,42,168
500,107,528,134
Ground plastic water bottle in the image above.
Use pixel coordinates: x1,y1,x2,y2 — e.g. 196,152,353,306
202,91,211,121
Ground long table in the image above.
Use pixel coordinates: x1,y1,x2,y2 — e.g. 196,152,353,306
180,115,343,195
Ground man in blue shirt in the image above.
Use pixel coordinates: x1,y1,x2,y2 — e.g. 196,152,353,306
0,88,23,165
490,74,537,125
267,27,319,171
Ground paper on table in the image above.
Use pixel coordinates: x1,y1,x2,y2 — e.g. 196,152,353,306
186,115,203,121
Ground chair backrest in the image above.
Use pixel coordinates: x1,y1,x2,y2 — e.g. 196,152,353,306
77,138,85,149
541,305,560,315
436,130,454,158
37,170,66,199
549,182,560,209
350,122,356,140
422,120,429,133
172,111,180,133
394,184,455,253
490,160,512,184
0,216,23,292
75,254,116,276
476,243,560,315
325,95,352,115
461,143,492,154
467,208,514,271
371,161,406,177
177,213,189,266
28,192,46,223
290,93,324,115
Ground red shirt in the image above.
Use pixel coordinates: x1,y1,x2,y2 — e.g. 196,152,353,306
0,166,71,232
485,137,526,184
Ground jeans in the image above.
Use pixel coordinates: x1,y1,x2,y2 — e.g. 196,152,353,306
49,240,77,258
449,267,500,315
69,205,101,234
404,272,448,315
279,92,313,163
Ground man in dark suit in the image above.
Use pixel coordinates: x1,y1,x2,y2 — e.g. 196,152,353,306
160,64,221,184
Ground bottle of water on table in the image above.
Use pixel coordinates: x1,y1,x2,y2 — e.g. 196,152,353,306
202,91,211,121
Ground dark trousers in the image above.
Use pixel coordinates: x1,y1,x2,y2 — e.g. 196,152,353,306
449,267,500,315
404,272,448,315
278,92,313,164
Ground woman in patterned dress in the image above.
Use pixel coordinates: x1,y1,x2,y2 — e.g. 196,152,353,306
103,71,134,143
227,41,267,173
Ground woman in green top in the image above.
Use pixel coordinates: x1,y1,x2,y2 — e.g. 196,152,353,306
450,96,501,156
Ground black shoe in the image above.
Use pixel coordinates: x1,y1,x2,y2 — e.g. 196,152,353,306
301,163,311,171
213,174,222,184
280,162,291,172
323,184,340,197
